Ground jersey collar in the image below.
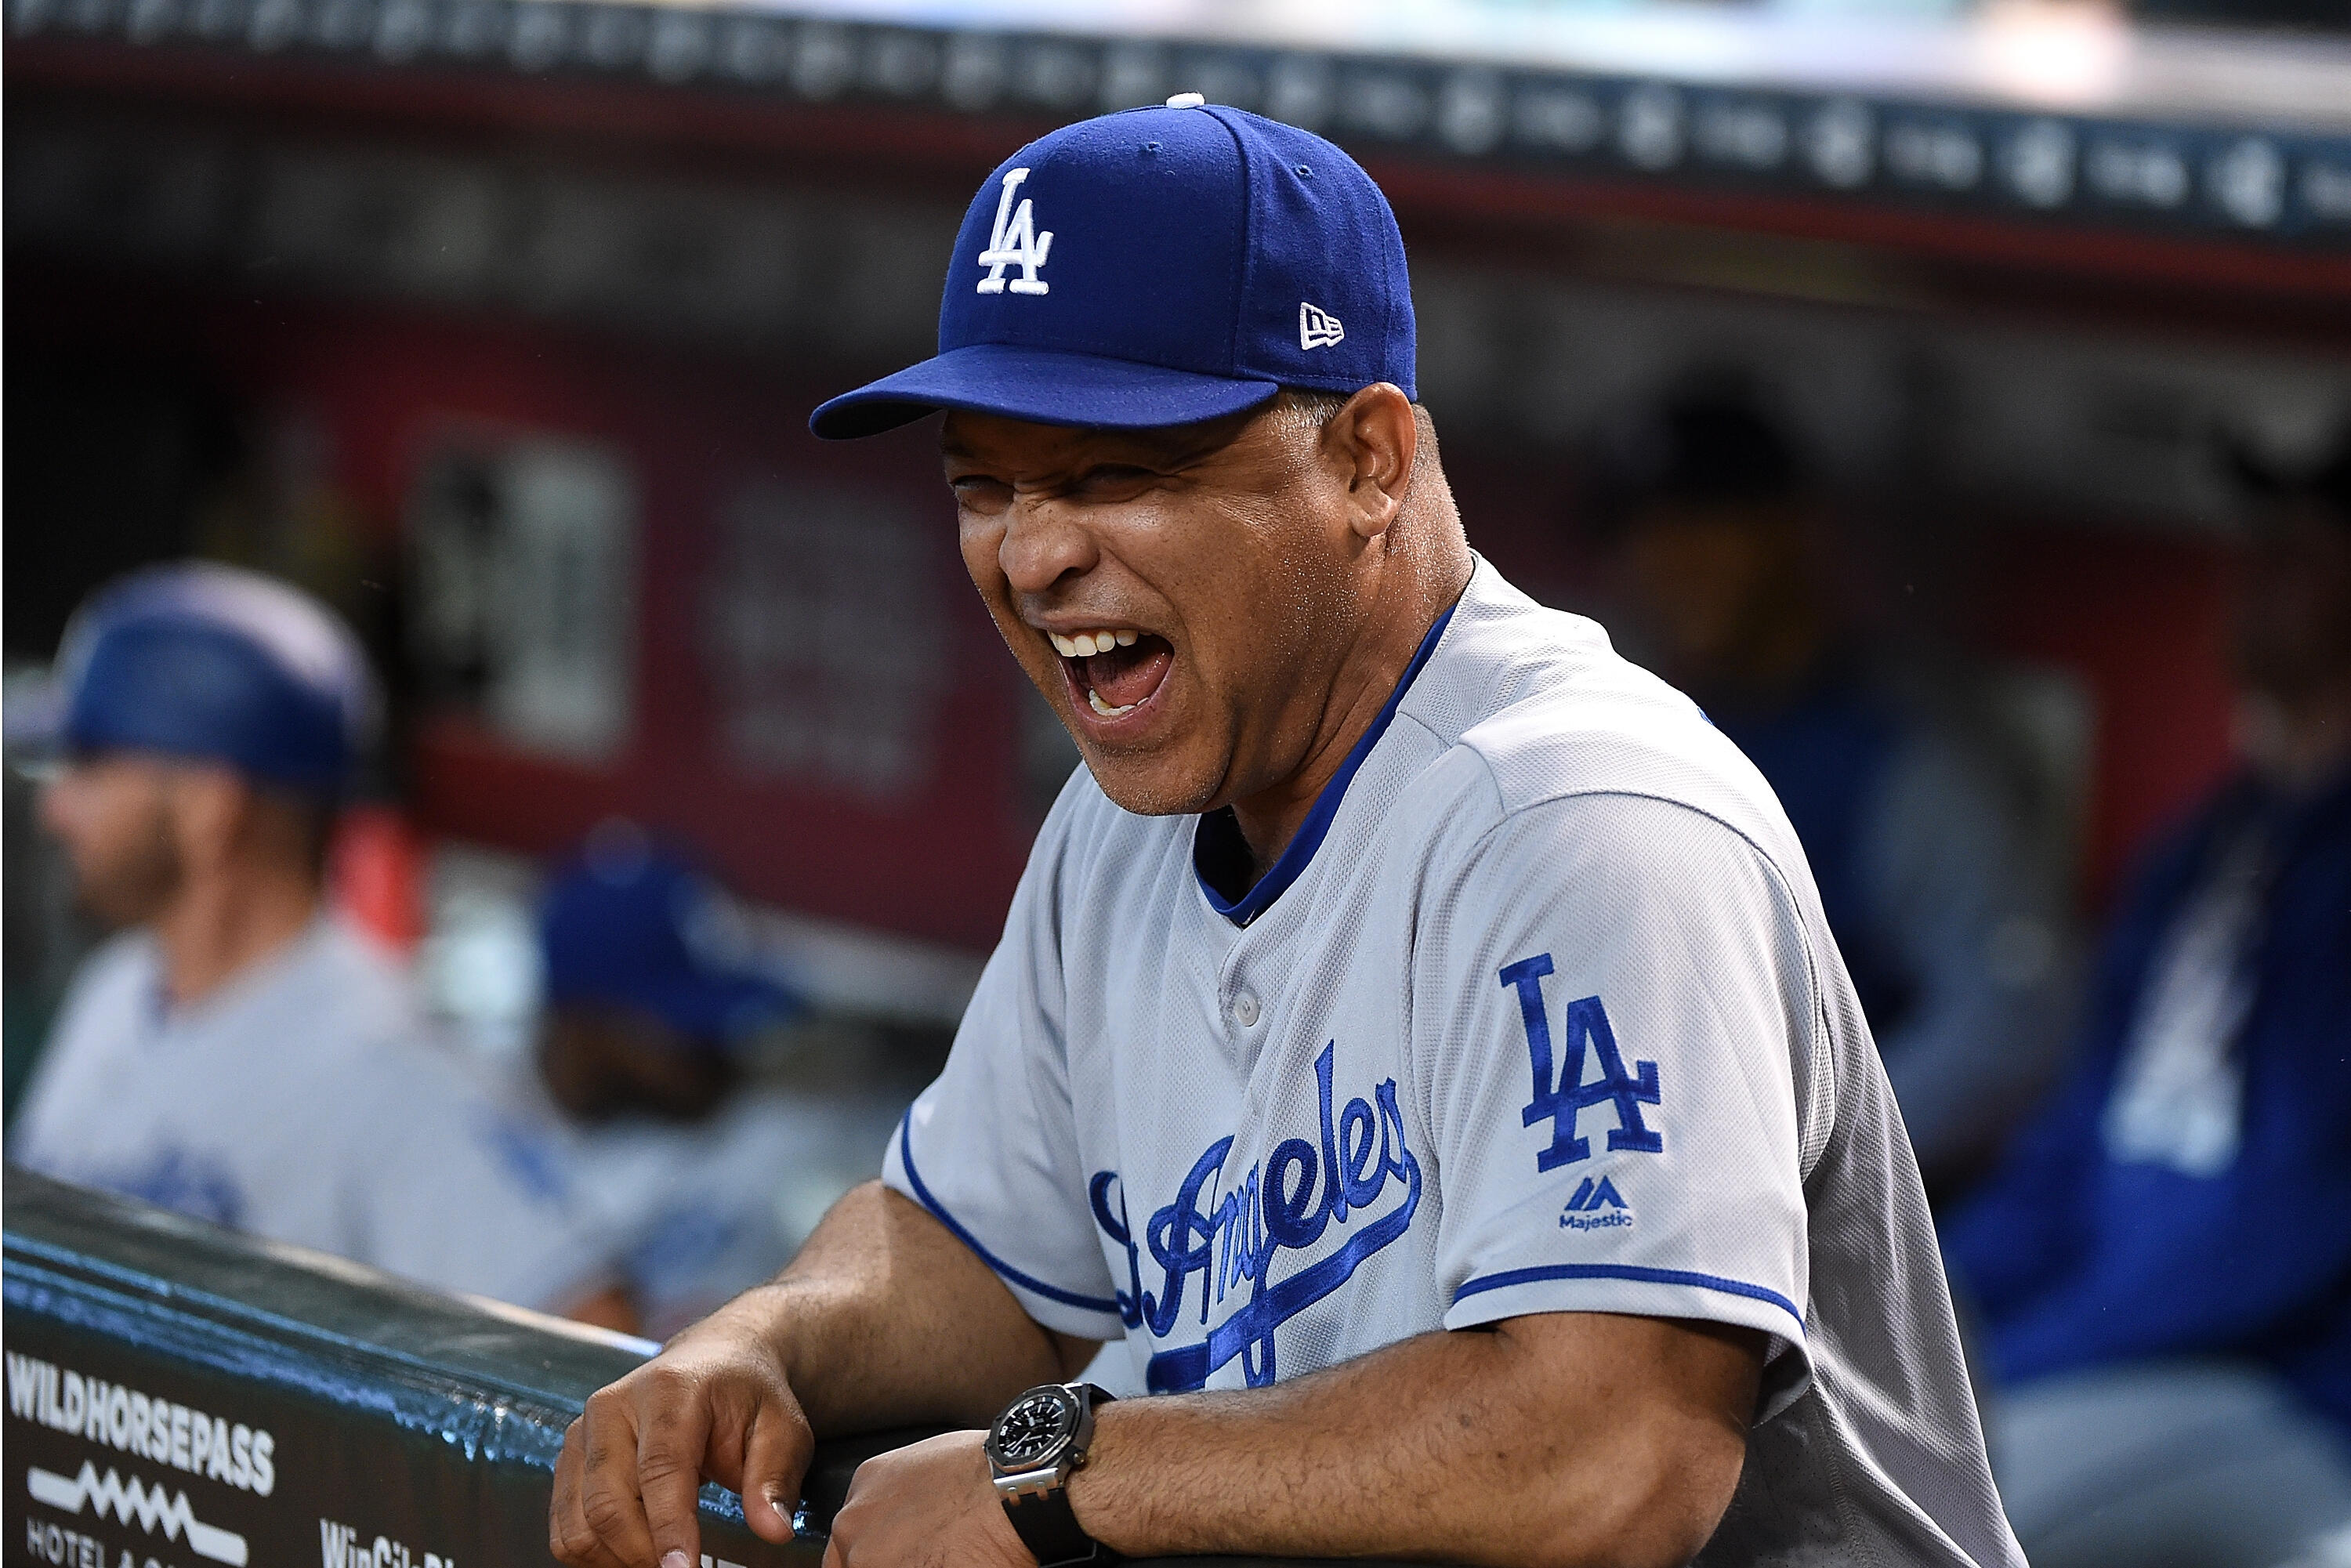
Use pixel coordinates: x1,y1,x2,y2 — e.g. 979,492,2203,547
1193,595,1460,928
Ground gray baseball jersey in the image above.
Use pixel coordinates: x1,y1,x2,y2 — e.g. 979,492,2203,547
13,918,614,1315
884,559,2023,1565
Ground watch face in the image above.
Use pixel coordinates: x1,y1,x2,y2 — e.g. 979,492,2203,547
991,1389,1077,1469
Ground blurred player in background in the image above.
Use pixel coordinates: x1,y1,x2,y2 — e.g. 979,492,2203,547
8,562,630,1328
1942,429,2351,1568
529,825,829,1340
1598,388,2075,1200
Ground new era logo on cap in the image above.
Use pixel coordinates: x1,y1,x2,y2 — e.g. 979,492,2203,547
1299,302,1345,350
809,100,1415,439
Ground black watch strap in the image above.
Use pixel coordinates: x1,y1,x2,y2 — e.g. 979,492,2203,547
993,1383,1118,1567
1002,1484,1113,1567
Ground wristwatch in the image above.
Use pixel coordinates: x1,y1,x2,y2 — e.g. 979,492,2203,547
984,1382,1118,1566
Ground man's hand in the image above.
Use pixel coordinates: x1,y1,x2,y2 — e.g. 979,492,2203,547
549,1298,811,1568
547,1183,1088,1568
823,1432,1031,1568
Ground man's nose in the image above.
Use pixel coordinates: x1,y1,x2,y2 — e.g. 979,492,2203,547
998,494,1099,597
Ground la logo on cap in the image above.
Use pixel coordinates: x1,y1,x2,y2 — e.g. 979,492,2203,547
977,167,1053,295
1299,302,1346,350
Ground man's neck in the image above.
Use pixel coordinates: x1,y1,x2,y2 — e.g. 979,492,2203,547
1228,543,1475,876
150,870,323,1010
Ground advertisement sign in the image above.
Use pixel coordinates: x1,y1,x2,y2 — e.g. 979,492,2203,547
4,1176,801,1568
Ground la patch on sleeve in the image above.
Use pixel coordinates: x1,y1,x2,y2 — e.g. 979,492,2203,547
1499,954,1664,1172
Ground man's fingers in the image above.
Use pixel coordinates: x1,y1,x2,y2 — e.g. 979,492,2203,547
573,1388,666,1568
552,1415,640,1568
821,1476,866,1568
737,1398,817,1544
549,1420,587,1563
637,1389,717,1568
556,1329,807,1567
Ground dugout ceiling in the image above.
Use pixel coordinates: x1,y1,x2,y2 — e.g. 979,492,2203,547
8,0,2351,296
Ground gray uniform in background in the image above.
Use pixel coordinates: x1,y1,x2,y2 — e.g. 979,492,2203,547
13,917,615,1314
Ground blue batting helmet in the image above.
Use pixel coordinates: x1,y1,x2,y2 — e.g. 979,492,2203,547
25,562,378,798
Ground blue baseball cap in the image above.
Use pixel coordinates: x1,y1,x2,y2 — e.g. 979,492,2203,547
810,99,1416,440
538,835,800,1051
20,563,378,798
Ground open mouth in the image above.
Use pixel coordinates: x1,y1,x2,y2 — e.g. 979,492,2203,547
1045,627,1174,722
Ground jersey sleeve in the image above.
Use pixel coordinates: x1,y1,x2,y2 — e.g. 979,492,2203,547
1418,791,1817,1406
7,934,154,1171
880,802,1125,1342
342,1044,621,1315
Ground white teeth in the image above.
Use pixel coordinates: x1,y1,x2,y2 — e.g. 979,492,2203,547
1047,628,1143,658
1087,688,1136,719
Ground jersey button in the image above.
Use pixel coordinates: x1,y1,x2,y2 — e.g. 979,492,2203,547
1232,992,1261,1028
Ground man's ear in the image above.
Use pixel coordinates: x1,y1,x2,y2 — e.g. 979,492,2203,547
1321,383,1418,543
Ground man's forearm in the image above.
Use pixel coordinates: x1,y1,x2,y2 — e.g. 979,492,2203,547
1066,1313,1759,1568
744,1181,1083,1435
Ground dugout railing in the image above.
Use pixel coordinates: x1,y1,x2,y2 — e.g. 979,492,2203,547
3,1171,1418,1568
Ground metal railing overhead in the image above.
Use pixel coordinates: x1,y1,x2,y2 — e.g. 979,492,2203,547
9,0,2351,253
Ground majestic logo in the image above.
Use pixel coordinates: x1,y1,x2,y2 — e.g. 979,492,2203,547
1298,302,1345,349
26,1462,248,1566
976,167,1053,295
1091,1041,1421,1393
1500,954,1663,1172
1559,1175,1632,1230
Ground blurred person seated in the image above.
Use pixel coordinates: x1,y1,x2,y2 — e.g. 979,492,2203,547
1941,429,2351,1568
529,825,826,1340
1598,386,2074,1198
7,563,629,1329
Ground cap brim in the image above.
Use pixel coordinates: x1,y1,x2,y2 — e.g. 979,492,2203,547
810,343,1281,440
640,971,801,1050
2,672,67,755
